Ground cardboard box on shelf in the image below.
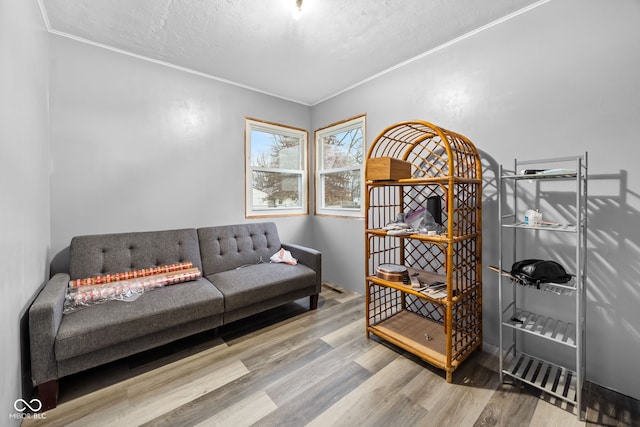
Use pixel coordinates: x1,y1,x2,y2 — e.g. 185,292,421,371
366,157,412,181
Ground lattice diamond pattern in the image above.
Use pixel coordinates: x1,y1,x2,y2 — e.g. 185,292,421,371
365,120,481,382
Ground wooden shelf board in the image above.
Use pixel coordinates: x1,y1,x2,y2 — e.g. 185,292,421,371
365,228,479,243
366,176,482,186
367,266,478,303
368,311,454,369
367,275,451,303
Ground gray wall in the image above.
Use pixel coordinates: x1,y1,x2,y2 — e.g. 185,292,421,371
0,0,50,423
6,0,638,417
49,35,314,274
311,0,640,400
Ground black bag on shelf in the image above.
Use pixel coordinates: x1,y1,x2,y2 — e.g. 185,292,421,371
510,259,572,286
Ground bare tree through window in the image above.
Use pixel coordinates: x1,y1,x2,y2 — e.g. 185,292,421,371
246,119,307,217
252,133,301,208
316,115,365,215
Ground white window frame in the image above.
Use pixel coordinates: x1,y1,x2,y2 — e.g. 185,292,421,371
314,115,366,218
245,118,308,218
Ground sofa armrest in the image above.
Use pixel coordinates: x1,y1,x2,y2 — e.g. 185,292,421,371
29,273,69,385
281,243,322,291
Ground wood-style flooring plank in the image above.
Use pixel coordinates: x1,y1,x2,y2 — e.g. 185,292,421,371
225,295,363,357
354,340,403,373
117,360,249,426
256,361,372,427
529,399,583,427
320,316,364,347
473,383,541,427
264,321,378,407
140,338,333,427
306,356,427,427
585,382,640,427
408,359,501,426
25,346,248,427
194,391,277,427
22,288,639,427
362,394,431,427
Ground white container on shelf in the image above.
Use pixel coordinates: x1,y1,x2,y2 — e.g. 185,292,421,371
524,209,542,226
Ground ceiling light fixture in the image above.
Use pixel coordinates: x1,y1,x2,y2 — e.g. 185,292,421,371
292,0,303,19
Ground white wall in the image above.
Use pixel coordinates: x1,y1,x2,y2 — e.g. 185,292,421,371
0,0,50,422
49,36,313,274
311,0,640,400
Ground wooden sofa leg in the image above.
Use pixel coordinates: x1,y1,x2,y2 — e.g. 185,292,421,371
38,380,59,411
310,294,319,310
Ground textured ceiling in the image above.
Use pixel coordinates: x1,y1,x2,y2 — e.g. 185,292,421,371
41,0,541,105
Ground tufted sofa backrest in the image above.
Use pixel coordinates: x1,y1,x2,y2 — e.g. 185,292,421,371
69,228,203,280
197,222,282,276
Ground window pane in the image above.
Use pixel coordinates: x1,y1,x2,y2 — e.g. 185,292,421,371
322,170,361,209
251,129,301,169
322,127,363,169
252,171,301,209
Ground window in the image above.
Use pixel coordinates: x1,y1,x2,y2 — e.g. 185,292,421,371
245,118,308,217
315,115,365,217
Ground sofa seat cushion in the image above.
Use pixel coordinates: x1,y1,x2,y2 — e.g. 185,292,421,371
55,278,223,361
205,263,316,312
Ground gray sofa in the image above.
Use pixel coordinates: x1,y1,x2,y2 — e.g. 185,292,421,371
29,222,321,410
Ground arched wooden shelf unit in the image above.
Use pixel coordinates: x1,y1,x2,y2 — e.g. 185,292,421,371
364,120,482,382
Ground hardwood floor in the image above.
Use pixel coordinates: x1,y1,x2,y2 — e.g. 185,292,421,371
23,285,639,427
